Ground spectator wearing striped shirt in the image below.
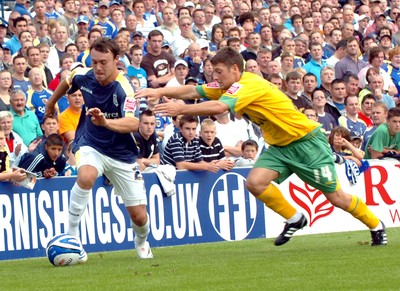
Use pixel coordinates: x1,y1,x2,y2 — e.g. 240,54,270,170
161,115,220,172
199,118,234,171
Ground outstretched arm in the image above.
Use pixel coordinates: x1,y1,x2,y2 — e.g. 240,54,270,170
154,100,230,117
136,85,201,103
45,79,69,116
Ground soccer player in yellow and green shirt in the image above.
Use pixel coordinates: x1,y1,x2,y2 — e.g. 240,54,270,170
137,47,387,246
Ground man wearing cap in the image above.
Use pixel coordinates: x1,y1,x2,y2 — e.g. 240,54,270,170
132,31,145,49
142,29,175,88
58,0,78,40
365,14,397,38
155,6,180,45
88,1,118,39
165,60,189,87
357,14,370,35
77,15,89,36
0,18,9,45
379,34,393,59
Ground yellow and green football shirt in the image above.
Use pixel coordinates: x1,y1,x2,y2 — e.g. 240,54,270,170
196,72,320,146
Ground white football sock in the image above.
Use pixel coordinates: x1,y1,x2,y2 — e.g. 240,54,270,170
287,212,302,223
132,213,150,247
67,183,90,237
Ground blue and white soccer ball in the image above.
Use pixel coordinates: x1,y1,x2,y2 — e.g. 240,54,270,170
46,234,82,267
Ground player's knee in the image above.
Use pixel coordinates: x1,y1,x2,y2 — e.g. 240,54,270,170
77,173,97,189
246,178,268,196
129,206,148,226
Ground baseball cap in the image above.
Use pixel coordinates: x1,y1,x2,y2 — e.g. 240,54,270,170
132,31,144,38
375,13,387,20
184,1,195,7
110,0,120,6
77,15,89,24
196,38,209,49
162,40,170,48
379,34,392,41
357,14,370,22
174,60,188,69
157,0,167,2
98,1,110,8
185,76,198,85
0,18,8,28
350,134,363,141
2,43,10,51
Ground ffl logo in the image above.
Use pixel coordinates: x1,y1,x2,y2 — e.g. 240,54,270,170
209,173,257,241
289,182,334,227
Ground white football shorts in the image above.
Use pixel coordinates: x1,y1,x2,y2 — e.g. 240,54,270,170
75,146,147,207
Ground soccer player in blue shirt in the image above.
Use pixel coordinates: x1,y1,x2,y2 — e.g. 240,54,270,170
45,38,153,261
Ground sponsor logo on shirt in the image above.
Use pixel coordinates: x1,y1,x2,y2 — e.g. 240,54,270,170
206,81,219,88
80,86,93,94
124,97,137,112
226,83,242,95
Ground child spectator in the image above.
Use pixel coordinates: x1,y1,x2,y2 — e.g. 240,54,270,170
62,141,77,176
199,118,234,171
235,139,259,167
328,126,365,166
162,115,220,172
0,129,26,181
18,133,66,178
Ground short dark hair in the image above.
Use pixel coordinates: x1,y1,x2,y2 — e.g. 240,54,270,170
139,109,155,121
241,139,258,151
147,29,163,40
211,46,244,73
13,17,27,28
303,72,317,82
387,107,400,120
90,37,120,59
179,115,199,127
45,133,63,147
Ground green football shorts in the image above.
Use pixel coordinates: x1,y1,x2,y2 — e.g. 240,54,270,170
255,127,340,194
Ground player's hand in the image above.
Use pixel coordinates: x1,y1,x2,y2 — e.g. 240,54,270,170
136,88,162,104
45,100,57,117
43,168,57,178
87,107,107,127
12,168,26,182
154,102,184,116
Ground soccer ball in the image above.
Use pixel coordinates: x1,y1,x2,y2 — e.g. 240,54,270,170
46,234,82,267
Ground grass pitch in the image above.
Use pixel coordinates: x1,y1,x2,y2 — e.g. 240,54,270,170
2,228,400,291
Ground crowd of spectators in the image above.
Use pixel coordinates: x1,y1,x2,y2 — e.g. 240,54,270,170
0,0,398,179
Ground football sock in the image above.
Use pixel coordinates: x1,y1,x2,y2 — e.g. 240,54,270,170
132,213,150,247
67,183,91,237
257,184,297,220
346,195,380,229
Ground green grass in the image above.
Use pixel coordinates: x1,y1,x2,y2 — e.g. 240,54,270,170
2,228,400,291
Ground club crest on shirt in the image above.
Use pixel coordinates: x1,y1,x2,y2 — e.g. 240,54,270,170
226,83,242,95
206,81,219,88
124,97,137,112
113,94,118,107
